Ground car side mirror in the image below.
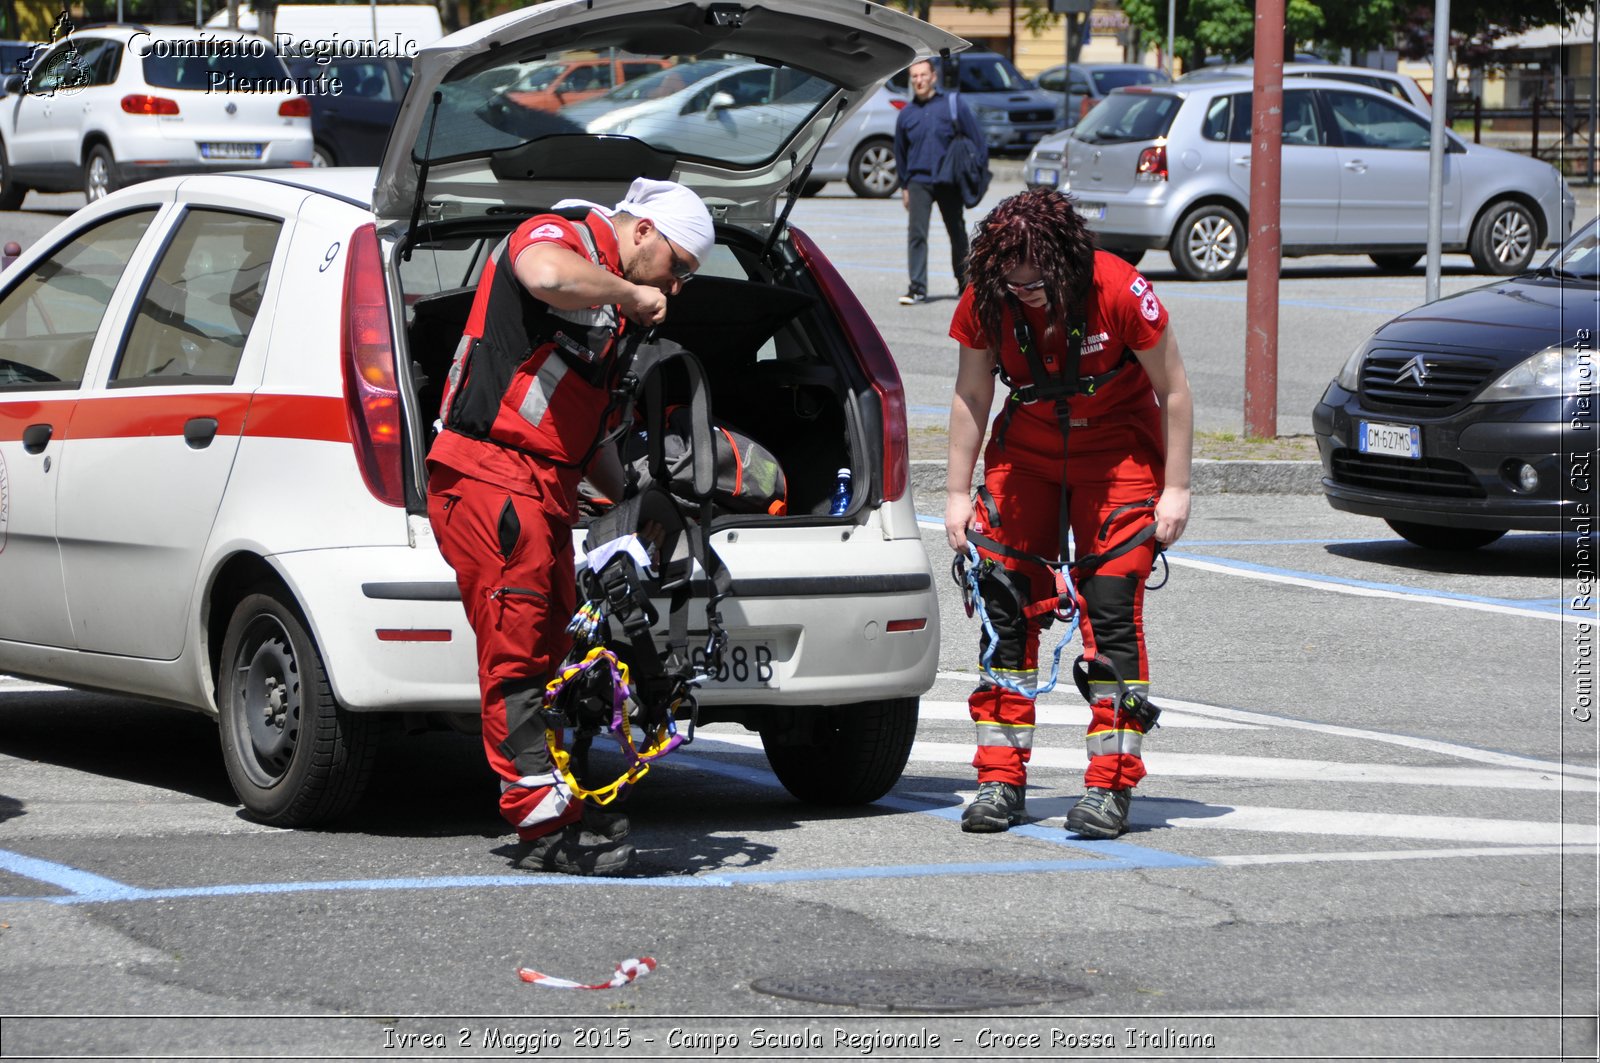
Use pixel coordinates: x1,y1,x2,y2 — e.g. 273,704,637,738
706,91,735,113
3,74,23,95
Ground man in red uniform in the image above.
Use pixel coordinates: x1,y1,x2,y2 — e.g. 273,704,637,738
943,188,1193,839
427,178,713,875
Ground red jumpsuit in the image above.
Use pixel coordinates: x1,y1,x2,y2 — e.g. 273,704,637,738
426,210,628,842
949,252,1169,793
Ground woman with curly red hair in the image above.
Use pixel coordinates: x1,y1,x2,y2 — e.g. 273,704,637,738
945,187,1193,838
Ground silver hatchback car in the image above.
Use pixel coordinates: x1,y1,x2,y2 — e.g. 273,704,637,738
1024,78,1573,280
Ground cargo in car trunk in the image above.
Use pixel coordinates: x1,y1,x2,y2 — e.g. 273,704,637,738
395,219,873,522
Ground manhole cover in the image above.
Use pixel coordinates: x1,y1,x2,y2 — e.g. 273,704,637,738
750,967,1090,1012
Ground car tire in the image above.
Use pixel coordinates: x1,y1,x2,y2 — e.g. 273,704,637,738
311,142,336,168
1171,204,1246,281
82,144,119,202
1369,252,1421,273
1469,199,1538,275
846,136,899,198
799,180,825,197
218,590,378,827
760,696,918,805
1385,520,1507,551
0,135,27,211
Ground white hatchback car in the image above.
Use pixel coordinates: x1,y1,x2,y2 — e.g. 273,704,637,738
0,24,313,206
0,0,953,827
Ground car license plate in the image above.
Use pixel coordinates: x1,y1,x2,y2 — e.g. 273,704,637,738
1358,419,1421,459
689,640,775,688
1031,167,1060,187
1075,201,1105,221
200,142,264,160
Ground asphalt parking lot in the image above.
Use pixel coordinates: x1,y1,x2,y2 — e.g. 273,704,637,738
1,177,1596,1059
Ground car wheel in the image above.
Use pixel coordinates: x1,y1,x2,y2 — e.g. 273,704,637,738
218,590,378,826
82,144,118,202
0,135,27,211
1171,204,1245,281
1369,252,1421,273
799,180,825,197
846,136,899,198
1385,520,1508,551
311,143,335,168
1469,200,1537,275
760,696,918,805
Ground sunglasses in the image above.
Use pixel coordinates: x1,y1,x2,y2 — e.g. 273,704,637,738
659,231,695,284
1004,276,1047,292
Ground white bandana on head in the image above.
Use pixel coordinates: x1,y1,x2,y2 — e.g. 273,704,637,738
552,177,714,267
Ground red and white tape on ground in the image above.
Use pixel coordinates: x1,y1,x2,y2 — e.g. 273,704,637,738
517,956,657,990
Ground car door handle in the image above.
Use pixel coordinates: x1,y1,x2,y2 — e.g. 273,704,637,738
22,423,51,453
1343,160,1368,173
1232,157,1250,167
183,417,219,449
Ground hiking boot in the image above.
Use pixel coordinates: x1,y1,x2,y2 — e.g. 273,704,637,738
1066,787,1132,839
581,803,630,842
961,780,1026,832
898,289,927,305
517,824,635,876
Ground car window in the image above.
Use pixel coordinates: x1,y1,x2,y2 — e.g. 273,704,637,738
1073,92,1180,144
957,55,1029,92
327,60,393,100
562,63,606,92
113,210,281,385
1316,71,1412,105
1089,68,1165,93
0,210,155,390
1552,222,1600,277
1281,90,1324,146
1216,90,1323,145
25,39,93,94
1202,94,1234,141
1326,89,1428,150
621,61,661,82
142,43,290,92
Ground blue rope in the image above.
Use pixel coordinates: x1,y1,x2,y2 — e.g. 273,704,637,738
962,542,1079,699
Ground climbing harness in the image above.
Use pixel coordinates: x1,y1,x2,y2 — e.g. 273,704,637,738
538,340,731,804
953,294,1167,699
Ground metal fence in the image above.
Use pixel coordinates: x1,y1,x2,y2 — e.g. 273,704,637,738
1449,71,1598,179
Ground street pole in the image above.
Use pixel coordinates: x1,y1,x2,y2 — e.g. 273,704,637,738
1244,0,1284,439
1425,0,1451,304
1167,0,1175,76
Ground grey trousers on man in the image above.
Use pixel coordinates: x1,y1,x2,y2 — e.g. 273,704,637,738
906,180,969,297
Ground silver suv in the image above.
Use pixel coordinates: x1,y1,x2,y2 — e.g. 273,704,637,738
1023,78,1572,280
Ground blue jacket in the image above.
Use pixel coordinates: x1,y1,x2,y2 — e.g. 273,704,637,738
893,90,987,187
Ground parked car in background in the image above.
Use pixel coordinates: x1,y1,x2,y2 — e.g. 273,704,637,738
0,24,312,205
0,0,954,826
1180,61,1431,113
887,49,1057,155
286,55,411,167
500,54,671,113
562,60,833,165
1022,78,1571,279
0,40,38,76
1312,217,1597,549
804,84,905,197
1035,61,1169,127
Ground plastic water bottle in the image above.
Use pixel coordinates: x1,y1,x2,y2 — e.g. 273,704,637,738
828,468,852,516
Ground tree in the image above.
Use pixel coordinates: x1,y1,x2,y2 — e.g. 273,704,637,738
1396,1,1594,63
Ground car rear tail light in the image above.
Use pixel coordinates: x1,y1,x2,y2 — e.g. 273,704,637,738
1135,145,1167,182
341,223,404,507
890,98,908,111
121,94,180,115
279,97,311,118
788,227,909,503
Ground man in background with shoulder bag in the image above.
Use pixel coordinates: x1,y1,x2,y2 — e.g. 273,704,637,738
893,57,988,306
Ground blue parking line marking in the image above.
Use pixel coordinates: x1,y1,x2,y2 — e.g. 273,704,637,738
0,754,1210,906
1167,549,1568,616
